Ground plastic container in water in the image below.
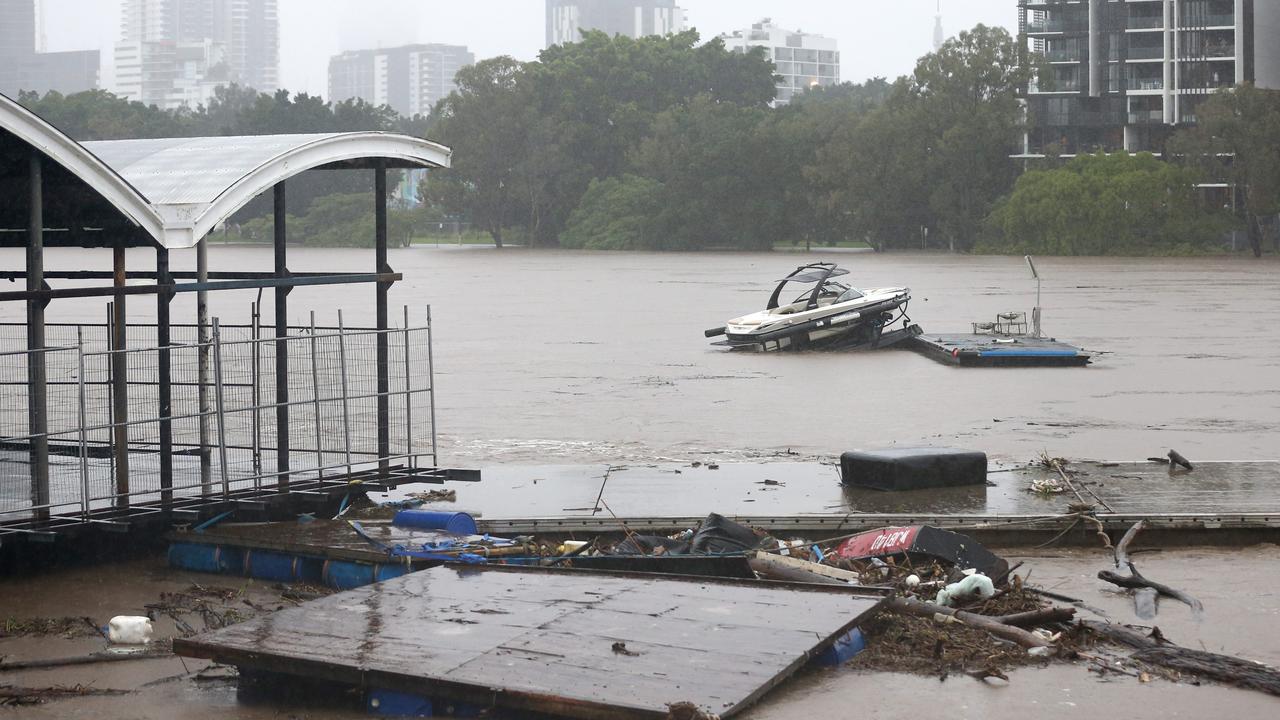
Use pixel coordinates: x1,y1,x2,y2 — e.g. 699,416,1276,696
167,542,244,575
322,560,410,590
108,616,153,644
391,510,477,535
812,627,865,667
243,550,324,584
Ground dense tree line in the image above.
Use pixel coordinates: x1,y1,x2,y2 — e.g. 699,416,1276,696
17,27,1280,255
431,27,1041,251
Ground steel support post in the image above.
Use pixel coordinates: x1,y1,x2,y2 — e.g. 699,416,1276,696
337,310,353,476
274,182,291,489
212,319,230,497
26,151,49,519
403,306,413,468
156,247,173,505
308,311,324,479
197,237,212,494
375,165,390,475
112,241,130,507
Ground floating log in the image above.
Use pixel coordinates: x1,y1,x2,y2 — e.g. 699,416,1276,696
995,607,1076,627
747,551,862,586
883,597,1051,649
0,650,172,673
1083,621,1280,697
1168,449,1194,471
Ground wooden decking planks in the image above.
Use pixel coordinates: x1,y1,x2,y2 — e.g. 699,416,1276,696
174,564,885,719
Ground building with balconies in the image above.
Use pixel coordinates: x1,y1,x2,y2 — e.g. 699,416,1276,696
1017,0,1280,157
718,19,839,106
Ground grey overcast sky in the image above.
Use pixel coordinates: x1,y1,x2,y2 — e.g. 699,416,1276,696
41,0,1017,98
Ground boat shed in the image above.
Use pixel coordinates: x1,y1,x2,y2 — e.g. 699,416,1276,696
0,91,455,540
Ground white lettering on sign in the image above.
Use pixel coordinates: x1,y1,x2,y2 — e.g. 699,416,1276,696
869,528,913,552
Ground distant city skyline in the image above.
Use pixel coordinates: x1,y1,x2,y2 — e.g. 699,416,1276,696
33,0,1016,101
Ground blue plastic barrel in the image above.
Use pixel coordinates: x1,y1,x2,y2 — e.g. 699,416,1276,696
323,560,413,590
375,563,409,583
244,550,300,582
243,551,325,583
391,510,477,535
168,543,244,575
367,689,432,717
812,627,866,667
323,559,373,589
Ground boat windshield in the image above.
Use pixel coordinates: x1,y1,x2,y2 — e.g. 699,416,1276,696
836,287,865,303
792,281,848,305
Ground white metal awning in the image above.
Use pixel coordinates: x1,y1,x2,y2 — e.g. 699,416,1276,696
2,92,452,249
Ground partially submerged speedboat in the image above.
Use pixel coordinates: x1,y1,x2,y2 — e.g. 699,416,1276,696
705,263,917,351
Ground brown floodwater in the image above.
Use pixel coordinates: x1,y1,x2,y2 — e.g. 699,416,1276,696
4,246,1279,465
2,547,1277,719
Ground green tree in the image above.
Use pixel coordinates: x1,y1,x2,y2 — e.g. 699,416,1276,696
806,81,933,250
425,57,532,247
802,26,1028,252
1168,84,1280,257
983,152,1231,255
910,25,1030,250
17,89,184,140
523,30,777,244
561,175,663,249
631,95,784,250
778,77,904,248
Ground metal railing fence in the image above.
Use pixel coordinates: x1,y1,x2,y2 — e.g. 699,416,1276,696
0,307,436,524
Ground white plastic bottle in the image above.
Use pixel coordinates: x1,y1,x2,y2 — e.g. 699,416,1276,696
107,616,154,644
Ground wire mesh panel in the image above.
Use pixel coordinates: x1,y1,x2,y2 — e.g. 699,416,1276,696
0,309,436,524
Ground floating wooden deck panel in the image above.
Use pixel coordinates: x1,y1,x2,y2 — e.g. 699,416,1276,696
174,565,886,720
910,333,1091,366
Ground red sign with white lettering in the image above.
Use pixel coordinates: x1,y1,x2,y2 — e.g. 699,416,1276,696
834,526,922,560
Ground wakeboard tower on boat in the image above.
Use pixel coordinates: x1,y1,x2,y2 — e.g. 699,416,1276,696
704,263,919,352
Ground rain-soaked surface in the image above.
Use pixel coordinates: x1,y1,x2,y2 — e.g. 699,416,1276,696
4,246,1280,717
4,247,1279,466
363,461,1280,520
2,547,1278,719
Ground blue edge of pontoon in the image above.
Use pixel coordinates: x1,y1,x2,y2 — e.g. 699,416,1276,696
169,509,867,714
977,349,1078,357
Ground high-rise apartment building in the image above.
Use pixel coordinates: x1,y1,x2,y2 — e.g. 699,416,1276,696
328,44,474,118
113,0,278,110
0,0,99,97
719,19,839,105
1018,0,1280,157
546,0,685,48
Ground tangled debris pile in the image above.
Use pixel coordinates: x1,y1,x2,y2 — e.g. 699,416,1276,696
0,582,335,680
0,616,102,640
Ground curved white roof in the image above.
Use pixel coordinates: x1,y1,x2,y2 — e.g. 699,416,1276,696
84,133,451,249
2,92,452,250
0,91,165,240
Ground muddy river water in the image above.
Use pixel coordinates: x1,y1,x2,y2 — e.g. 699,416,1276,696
2,246,1280,716
5,246,1279,464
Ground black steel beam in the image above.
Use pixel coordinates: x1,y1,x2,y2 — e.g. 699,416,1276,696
0,273,402,303
156,247,173,506
0,270,389,281
112,242,130,508
26,151,50,520
375,164,390,475
274,182,290,491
